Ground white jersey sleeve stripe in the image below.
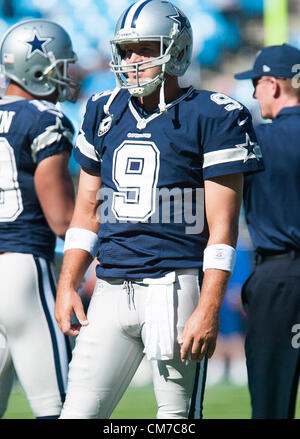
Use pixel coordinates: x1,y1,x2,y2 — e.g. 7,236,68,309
30,117,73,163
76,132,101,162
203,147,253,168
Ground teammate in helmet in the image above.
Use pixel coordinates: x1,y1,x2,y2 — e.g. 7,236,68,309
55,0,263,419
0,19,80,418
0,18,80,102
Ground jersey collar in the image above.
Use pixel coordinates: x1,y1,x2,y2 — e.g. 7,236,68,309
128,86,195,130
275,105,300,118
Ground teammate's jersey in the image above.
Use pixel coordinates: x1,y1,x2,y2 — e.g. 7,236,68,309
0,96,74,260
244,106,300,253
75,87,263,278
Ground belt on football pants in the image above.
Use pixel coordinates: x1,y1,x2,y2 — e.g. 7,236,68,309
254,249,300,265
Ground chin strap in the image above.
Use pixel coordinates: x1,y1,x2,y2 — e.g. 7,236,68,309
105,76,168,116
158,77,168,113
158,63,168,114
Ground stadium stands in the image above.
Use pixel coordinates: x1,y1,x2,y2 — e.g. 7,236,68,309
0,0,267,141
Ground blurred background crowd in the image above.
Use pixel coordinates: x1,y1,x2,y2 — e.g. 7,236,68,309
0,0,299,388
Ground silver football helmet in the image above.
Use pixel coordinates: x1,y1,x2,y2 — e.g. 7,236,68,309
0,19,80,102
109,0,193,104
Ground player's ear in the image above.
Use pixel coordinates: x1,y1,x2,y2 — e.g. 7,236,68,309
271,77,281,98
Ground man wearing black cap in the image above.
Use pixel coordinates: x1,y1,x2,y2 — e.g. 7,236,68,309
235,43,300,419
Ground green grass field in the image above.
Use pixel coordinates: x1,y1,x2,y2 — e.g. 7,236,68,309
3,381,300,419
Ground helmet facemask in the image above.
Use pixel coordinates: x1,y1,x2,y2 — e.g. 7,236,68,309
44,51,81,102
110,36,173,98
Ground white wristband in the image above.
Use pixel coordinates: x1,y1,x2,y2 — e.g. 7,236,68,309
64,228,99,259
203,244,236,273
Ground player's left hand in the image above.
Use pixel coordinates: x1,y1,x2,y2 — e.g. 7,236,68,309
179,307,219,363
55,287,88,336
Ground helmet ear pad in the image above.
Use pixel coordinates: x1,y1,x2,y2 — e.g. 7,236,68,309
164,29,193,77
21,63,53,95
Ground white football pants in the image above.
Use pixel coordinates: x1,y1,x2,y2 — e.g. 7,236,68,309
0,253,71,417
60,268,207,419
0,324,14,417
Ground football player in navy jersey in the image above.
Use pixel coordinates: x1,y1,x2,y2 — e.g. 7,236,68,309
235,44,300,419
55,0,263,419
0,19,80,418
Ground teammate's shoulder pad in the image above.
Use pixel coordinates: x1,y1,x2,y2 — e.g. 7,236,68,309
29,99,64,118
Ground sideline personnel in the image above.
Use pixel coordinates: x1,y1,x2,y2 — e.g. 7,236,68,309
235,43,300,419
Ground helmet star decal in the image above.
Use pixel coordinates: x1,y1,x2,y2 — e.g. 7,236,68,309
24,28,53,59
167,7,189,30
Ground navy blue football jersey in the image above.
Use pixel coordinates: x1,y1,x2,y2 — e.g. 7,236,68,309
74,87,263,279
0,95,74,260
244,106,300,252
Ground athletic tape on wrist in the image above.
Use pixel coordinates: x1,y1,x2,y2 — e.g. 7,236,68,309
64,227,99,258
203,244,236,273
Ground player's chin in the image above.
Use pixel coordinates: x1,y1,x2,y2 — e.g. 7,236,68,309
259,106,271,119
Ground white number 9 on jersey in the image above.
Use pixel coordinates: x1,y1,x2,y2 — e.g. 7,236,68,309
112,140,160,222
210,93,243,111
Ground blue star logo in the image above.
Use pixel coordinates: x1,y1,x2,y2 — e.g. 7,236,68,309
167,7,189,30
236,133,262,162
25,29,53,59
